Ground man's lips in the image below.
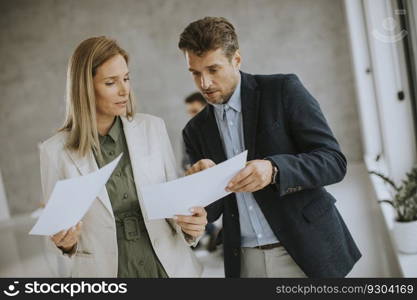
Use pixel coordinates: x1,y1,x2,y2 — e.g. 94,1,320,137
204,90,219,96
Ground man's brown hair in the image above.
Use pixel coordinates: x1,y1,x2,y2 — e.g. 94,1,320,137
178,17,239,60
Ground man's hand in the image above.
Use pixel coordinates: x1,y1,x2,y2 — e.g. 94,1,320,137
185,159,216,175
226,160,273,193
50,221,82,253
175,207,207,238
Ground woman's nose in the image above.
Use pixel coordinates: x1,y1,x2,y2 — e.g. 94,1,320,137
118,81,129,96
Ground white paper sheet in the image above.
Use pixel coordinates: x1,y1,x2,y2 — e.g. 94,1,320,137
29,153,123,236
141,150,248,220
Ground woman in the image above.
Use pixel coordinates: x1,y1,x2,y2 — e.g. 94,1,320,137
40,36,206,277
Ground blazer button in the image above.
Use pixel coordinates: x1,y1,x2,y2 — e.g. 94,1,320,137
233,249,239,256
231,213,235,218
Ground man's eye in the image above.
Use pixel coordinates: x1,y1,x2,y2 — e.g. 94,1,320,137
209,69,217,74
124,77,130,82
105,82,115,86
192,72,200,76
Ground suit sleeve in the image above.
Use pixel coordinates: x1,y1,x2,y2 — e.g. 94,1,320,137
182,125,201,166
266,74,347,197
182,125,224,223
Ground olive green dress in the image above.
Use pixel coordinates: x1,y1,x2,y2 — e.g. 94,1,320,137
94,117,168,278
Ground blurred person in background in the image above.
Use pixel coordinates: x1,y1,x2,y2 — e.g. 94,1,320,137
182,92,207,171
39,36,207,278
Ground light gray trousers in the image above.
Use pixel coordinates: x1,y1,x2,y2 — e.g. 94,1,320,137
240,246,307,278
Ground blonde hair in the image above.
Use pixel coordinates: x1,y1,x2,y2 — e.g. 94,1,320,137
60,36,135,157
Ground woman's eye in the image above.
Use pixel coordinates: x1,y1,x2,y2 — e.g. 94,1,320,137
124,77,130,82
209,69,217,74
105,82,114,86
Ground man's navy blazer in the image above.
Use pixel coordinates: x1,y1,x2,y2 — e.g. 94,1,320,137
182,71,362,278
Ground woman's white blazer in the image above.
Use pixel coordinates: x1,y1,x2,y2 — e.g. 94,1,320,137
39,113,203,277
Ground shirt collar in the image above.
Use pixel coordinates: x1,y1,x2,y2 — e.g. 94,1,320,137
99,117,121,144
212,74,242,118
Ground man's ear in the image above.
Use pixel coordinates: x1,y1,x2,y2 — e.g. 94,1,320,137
233,50,242,70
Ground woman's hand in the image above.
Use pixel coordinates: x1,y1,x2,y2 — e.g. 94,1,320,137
174,207,207,238
50,221,83,253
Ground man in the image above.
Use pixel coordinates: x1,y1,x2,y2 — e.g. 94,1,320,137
178,17,361,278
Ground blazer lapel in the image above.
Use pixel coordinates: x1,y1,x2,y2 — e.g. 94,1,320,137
240,72,260,160
201,105,227,164
65,148,114,219
121,116,153,222
121,116,153,184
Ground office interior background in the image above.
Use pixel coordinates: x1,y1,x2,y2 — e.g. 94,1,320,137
0,0,416,277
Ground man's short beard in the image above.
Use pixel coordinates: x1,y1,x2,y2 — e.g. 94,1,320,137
221,90,234,104
204,91,233,104
203,75,239,104
219,81,238,104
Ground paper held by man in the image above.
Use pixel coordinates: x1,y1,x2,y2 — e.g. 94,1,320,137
29,150,247,235
141,150,248,220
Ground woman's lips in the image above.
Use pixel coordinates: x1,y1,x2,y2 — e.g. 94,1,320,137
116,100,128,106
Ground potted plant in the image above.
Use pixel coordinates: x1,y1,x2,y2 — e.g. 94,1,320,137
370,166,417,254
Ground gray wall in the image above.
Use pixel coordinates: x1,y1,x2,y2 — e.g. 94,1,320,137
0,0,362,215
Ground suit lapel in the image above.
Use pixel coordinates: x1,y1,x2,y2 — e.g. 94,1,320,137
201,105,227,164
65,147,114,219
240,72,260,160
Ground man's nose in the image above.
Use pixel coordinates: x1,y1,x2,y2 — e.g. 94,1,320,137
200,75,212,90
